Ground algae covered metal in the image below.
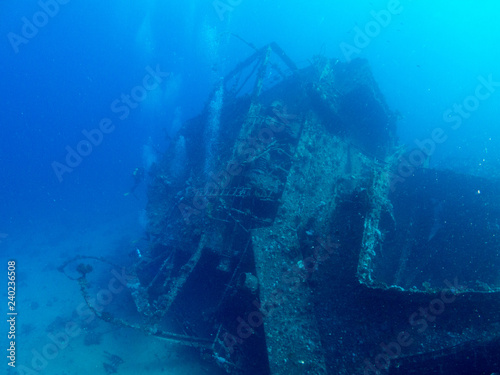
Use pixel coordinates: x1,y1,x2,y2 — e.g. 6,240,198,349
67,43,500,374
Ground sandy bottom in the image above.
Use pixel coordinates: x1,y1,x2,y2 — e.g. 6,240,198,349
2,212,227,375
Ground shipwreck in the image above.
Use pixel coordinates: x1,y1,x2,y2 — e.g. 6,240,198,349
63,43,500,374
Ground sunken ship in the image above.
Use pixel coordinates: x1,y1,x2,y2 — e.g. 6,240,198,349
70,43,500,374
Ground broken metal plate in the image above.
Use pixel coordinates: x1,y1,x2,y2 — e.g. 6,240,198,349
359,168,500,293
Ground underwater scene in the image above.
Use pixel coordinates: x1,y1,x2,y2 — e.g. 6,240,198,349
2,1,500,374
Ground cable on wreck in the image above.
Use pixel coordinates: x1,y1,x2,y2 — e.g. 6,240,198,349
58,255,213,349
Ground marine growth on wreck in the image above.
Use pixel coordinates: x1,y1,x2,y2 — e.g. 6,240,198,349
63,43,500,375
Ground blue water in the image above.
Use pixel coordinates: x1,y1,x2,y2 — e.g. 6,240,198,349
1,1,500,374
2,0,500,236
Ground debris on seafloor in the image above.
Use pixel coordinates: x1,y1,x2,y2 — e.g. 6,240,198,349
103,351,124,374
61,42,500,375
